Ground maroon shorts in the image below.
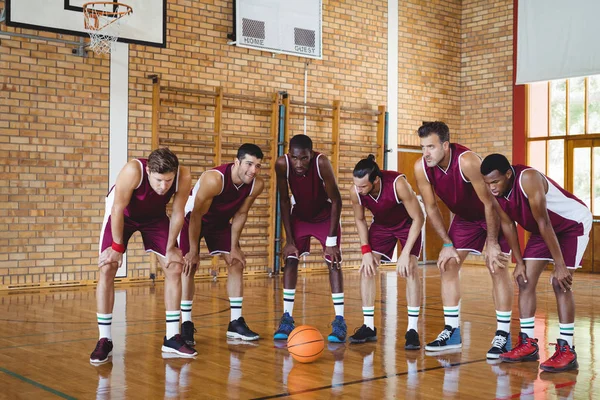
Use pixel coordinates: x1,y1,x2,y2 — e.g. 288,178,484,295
369,220,422,262
290,216,342,262
523,223,589,269
100,214,171,257
448,214,510,254
179,214,231,256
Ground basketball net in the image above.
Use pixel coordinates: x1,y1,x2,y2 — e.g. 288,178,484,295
83,2,133,55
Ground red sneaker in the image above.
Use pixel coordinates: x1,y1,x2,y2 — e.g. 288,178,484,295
540,339,578,372
90,338,113,365
500,332,539,363
162,334,198,358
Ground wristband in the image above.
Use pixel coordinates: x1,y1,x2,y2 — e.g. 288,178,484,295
442,242,454,248
112,241,125,253
361,244,372,254
325,236,338,247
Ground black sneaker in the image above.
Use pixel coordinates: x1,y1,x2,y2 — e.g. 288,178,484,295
227,317,259,341
487,330,512,359
162,334,197,358
405,329,421,350
181,321,197,346
90,338,113,365
425,325,462,352
349,324,377,344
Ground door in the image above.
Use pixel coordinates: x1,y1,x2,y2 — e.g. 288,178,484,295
566,139,600,272
398,147,451,263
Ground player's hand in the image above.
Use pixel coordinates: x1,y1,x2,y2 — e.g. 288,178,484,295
283,241,299,259
437,245,460,272
230,245,246,268
485,242,509,274
513,261,528,285
396,252,411,278
183,248,200,276
325,245,342,270
98,247,123,269
165,247,184,269
359,252,378,277
552,263,573,292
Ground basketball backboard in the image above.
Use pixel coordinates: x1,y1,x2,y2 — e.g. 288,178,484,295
5,0,166,47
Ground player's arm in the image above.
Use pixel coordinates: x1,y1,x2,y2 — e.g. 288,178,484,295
521,169,572,291
350,188,369,246
99,160,140,268
317,155,342,239
186,172,222,259
231,177,265,248
395,176,425,257
413,158,451,244
461,153,507,272
350,187,377,276
414,158,459,271
491,198,528,283
275,157,296,252
165,166,191,266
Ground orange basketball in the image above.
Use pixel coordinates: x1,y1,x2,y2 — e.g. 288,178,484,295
287,325,325,363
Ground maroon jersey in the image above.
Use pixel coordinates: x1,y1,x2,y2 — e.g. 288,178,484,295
496,165,591,234
356,170,411,227
118,158,178,221
286,152,331,222
185,163,255,226
423,143,485,221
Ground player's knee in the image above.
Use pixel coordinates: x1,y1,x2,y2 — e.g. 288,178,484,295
98,263,118,279
228,261,244,272
551,277,563,294
517,277,532,293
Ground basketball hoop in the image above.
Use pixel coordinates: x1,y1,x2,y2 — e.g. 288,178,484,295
83,2,133,55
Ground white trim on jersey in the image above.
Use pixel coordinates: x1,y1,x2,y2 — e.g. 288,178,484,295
354,185,362,206
285,154,290,179
175,165,180,193
457,151,480,183
421,156,431,183
437,147,452,175
134,159,144,189
315,153,323,180
184,170,225,215
249,177,256,196
392,174,405,204
99,189,116,255
519,168,592,231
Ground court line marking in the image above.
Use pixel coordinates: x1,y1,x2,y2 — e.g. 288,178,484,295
251,358,488,399
0,366,77,400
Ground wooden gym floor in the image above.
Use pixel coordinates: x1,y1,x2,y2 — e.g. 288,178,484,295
0,264,599,399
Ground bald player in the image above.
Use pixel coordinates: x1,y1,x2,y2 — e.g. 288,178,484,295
273,134,346,343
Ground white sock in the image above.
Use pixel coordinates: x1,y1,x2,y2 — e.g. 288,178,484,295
166,311,180,339
283,289,295,316
443,305,459,329
496,310,511,333
181,300,193,323
230,297,243,321
97,313,112,340
559,322,574,347
363,306,375,329
332,293,344,317
520,316,535,338
407,306,420,332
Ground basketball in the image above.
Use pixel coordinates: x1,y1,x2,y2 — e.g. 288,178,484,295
287,325,325,363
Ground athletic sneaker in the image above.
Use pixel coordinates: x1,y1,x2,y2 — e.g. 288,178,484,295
425,325,462,351
227,317,260,341
500,332,539,363
90,338,113,365
327,316,347,343
405,329,421,350
162,334,197,357
181,321,197,346
273,312,295,340
349,324,377,344
487,330,512,359
540,339,578,372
